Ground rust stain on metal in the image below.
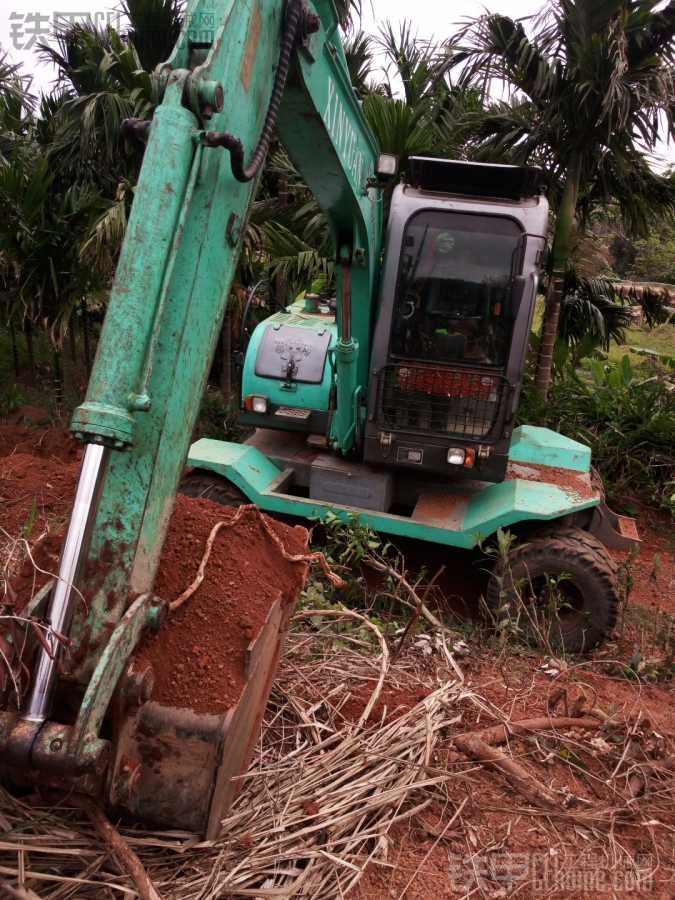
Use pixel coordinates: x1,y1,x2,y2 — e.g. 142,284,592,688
240,2,262,92
413,492,471,530
506,461,596,501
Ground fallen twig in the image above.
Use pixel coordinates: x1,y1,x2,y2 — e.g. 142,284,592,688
392,565,445,661
365,557,450,634
293,607,390,729
453,730,560,809
79,799,162,900
462,716,602,747
396,796,467,899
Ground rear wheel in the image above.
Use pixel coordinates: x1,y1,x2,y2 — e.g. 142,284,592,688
486,529,620,653
178,470,247,507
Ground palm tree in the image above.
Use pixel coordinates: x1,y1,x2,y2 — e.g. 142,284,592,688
0,49,34,168
452,1,675,396
357,21,464,168
37,24,157,194
343,31,377,98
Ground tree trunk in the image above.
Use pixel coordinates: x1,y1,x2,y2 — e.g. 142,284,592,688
274,270,287,312
220,309,233,402
534,157,582,398
53,346,64,413
68,318,77,363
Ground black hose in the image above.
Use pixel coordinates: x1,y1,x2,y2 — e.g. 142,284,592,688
203,0,319,182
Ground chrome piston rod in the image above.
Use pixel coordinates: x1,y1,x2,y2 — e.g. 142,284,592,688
23,443,107,723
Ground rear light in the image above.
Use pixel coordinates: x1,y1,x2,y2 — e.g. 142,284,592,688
244,395,268,414
447,448,466,466
464,448,475,468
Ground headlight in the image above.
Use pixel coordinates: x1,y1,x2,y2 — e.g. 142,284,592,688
447,448,466,466
244,395,268,414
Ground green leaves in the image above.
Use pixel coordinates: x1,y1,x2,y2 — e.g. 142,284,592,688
351,19,482,171
520,354,675,514
558,271,634,351
453,2,675,232
362,94,435,157
120,0,184,71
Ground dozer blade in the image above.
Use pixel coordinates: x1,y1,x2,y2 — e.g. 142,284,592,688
109,595,289,837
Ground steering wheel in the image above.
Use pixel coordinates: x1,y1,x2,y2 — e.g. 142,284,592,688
400,291,419,321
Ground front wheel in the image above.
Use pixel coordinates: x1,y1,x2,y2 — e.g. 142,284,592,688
486,530,620,653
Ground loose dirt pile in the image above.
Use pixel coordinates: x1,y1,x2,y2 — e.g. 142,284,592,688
0,427,81,538
0,424,309,717
137,496,309,714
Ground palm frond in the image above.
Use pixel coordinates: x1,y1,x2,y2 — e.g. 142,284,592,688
343,31,375,97
332,0,362,31
120,0,185,70
559,269,633,349
376,20,451,107
362,94,435,157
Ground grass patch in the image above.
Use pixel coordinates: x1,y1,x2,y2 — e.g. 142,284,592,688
607,321,675,371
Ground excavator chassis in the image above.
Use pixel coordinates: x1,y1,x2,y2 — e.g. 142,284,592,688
186,425,640,553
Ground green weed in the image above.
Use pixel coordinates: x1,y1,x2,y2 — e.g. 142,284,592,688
520,355,675,515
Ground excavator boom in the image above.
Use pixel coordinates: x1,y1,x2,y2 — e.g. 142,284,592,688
0,0,381,835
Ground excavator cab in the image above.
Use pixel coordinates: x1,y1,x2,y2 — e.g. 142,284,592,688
363,157,549,483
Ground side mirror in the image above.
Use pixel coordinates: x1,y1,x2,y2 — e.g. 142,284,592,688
504,276,528,319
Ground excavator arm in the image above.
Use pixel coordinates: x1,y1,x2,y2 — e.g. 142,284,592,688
0,0,381,834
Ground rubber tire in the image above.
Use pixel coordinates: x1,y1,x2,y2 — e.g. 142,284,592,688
178,470,247,507
486,534,620,653
534,524,614,564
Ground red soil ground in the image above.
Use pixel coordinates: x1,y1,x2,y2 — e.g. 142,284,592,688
136,496,308,714
0,425,309,716
0,424,673,893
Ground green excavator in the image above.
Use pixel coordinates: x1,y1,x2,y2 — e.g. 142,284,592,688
0,0,639,836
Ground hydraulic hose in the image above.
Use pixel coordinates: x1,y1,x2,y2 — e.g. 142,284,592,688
203,0,319,182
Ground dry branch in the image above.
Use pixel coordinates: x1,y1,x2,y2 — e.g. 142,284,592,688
463,716,601,747
453,731,560,809
292,607,390,728
365,557,449,633
80,800,162,900
392,565,445,660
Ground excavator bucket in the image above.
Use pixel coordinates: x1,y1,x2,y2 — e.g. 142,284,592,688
110,595,293,836
0,483,309,837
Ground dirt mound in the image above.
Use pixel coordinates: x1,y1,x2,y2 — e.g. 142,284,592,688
0,452,80,538
0,425,81,462
0,424,310,716
137,496,309,715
